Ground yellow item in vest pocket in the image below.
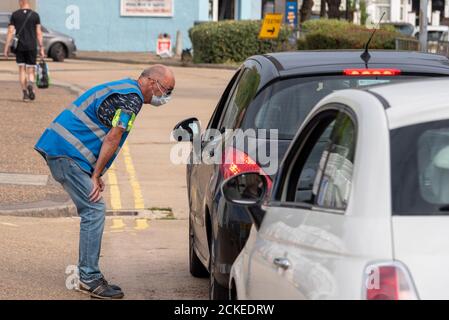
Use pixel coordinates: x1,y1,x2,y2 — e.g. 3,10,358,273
112,109,136,132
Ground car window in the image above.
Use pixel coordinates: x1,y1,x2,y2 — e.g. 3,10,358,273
430,31,443,42
391,119,449,215
315,113,356,209
294,120,335,204
219,66,260,130
241,76,419,140
283,110,338,203
206,69,242,130
285,109,356,211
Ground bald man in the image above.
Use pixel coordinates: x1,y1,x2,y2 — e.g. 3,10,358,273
34,65,175,299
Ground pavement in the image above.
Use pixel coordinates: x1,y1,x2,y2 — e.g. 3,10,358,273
0,57,234,299
0,81,74,213
0,216,207,300
0,57,235,218
75,51,238,70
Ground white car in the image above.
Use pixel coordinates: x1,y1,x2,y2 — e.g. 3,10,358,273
223,78,449,300
414,25,449,42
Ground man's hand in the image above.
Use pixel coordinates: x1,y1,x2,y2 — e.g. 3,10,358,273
39,46,45,59
3,47,9,58
89,175,105,203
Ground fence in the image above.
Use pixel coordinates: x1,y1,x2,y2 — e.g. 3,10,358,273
395,38,420,51
395,37,449,58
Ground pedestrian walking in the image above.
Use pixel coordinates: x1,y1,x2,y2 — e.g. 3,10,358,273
3,0,45,102
34,65,175,299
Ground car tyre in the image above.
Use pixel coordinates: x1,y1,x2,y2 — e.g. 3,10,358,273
189,217,208,278
50,43,66,62
209,238,229,300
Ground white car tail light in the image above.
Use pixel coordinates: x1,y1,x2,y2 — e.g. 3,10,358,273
363,261,419,300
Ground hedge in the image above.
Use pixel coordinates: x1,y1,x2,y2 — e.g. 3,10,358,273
297,19,402,50
189,20,293,64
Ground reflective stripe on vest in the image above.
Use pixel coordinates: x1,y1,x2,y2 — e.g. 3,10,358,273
48,122,97,165
76,82,138,111
68,104,106,140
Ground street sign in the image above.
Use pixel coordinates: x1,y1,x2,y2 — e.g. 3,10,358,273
259,13,283,40
157,36,172,57
285,1,298,28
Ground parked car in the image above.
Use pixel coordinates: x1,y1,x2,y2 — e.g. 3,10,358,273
225,78,449,300
0,12,77,62
414,25,449,42
173,50,449,300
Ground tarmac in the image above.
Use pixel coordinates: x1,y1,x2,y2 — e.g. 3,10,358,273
0,53,235,218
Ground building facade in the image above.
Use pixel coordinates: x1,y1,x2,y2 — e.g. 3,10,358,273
33,0,266,52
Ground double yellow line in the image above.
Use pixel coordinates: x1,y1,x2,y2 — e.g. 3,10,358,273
106,142,145,210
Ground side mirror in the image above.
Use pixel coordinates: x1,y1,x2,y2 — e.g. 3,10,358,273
172,117,200,142
221,172,268,230
222,172,268,206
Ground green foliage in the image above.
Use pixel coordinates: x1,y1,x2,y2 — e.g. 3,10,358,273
189,20,293,64
299,19,403,50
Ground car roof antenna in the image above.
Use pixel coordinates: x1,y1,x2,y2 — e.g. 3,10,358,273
361,12,386,67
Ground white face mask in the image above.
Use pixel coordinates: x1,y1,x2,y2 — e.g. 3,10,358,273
150,94,171,106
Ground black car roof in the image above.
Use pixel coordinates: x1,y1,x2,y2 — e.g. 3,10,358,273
259,50,449,77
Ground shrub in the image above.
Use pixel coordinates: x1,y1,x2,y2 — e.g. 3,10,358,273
299,19,402,50
189,20,292,64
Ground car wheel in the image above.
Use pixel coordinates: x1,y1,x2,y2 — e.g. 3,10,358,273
50,43,66,62
209,238,229,300
189,217,208,278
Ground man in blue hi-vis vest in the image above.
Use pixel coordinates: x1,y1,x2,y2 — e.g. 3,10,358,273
35,65,175,299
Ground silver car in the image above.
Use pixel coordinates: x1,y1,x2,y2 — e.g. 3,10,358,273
0,12,76,62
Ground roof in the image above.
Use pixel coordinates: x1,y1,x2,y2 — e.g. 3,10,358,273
369,79,449,129
262,51,449,76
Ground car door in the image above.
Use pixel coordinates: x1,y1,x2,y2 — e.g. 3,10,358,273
189,68,243,259
246,106,359,299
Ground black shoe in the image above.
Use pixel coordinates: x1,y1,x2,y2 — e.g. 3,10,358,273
78,278,124,300
27,84,35,100
99,277,122,292
22,90,30,102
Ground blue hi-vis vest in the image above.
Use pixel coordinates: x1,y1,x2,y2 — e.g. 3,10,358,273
35,78,144,176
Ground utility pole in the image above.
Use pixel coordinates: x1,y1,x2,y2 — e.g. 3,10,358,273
419,0,428,52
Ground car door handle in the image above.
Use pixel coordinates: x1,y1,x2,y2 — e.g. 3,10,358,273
273,257,291,270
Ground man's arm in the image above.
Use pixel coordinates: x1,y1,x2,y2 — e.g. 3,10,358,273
3,25,15,57
36,24,45,58
89,127,125,202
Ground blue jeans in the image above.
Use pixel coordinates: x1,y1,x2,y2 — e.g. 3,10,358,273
47,157,105,282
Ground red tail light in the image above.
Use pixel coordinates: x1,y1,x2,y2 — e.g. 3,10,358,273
344,69,401,76
364,262,418,300
221,148,272,190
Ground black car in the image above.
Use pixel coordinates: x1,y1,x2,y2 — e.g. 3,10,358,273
173,50,449,299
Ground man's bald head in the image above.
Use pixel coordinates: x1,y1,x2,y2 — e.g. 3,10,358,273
138,65,175,104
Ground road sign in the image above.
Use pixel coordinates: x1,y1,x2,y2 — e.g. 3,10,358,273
259,13,283,40
285,1,298,28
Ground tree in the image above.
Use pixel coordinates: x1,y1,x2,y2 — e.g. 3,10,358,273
300,0,315,23
360,0,368,25
320,0,327,17
326,0,342,18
